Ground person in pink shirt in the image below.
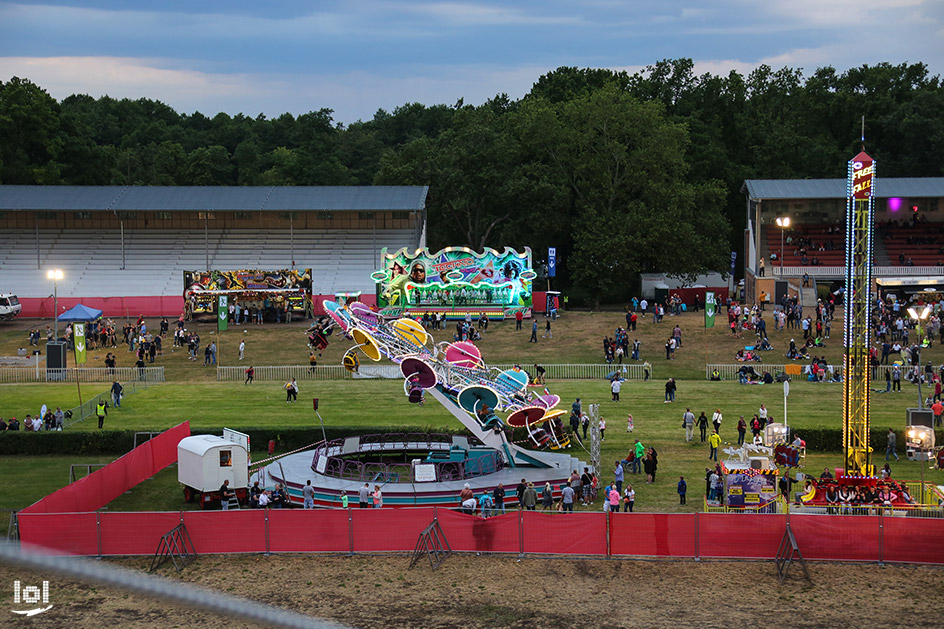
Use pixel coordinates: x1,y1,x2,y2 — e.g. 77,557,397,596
608,485,621,512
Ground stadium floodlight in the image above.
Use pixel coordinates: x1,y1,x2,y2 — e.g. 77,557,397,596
46,269,64,339
775,217,791,274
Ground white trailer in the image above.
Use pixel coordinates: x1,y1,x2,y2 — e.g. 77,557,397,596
177,434,249,508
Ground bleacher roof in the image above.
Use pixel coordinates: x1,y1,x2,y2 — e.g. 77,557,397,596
0,185,429,212
743,178,944,200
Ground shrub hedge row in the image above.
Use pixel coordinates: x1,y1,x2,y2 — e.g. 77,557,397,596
0,426,939,458
0,425,470,457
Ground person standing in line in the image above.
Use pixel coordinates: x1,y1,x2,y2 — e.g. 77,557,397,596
678,476,687,505
493,483,506,514
303,479,315,509
737,415,747,446
522,482,537,510
708,430,722,461
244,366,254,384
239,339,246,361
623,484,635,512
886,428,899,461
358,482,371,508
683,408,695,442
541,482,553,511
530,319,538,343
611,378,621,402
560,483,575,512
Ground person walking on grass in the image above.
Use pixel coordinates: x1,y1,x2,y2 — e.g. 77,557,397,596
708,430,722,461
244,366,254,384
664,377,676,403
683,408,695,441
530,319,538,343
678,476,687,505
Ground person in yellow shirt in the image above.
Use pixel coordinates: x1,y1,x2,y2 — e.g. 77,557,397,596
708,430,722,461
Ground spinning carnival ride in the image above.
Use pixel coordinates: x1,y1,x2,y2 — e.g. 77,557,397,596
325,300,571,468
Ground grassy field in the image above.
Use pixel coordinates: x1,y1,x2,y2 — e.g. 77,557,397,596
2,308,943,521
4,306,928,382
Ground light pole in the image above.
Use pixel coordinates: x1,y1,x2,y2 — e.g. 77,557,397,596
907,306,930,409
47,269,63,340
775,216,790,276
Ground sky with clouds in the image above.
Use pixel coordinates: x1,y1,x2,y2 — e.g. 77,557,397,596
1,1,942,124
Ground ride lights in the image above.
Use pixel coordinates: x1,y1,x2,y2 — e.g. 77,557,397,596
906,425,935,451
764,423,789,447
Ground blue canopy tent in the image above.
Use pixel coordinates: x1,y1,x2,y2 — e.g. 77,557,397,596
57,304,103,322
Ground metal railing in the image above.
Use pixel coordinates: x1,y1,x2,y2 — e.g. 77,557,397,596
0,366,164,384
706,363,843,381
63,379,155,429
218,363,650,382
311,433,502,483
771,266,943,278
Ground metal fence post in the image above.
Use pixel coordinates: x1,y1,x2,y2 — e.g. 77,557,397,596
264,509,271,556
518,510,524,558
96,511,102,559
605,512,611,558
694,512,700,561
348,507,354,556
878,510,884,566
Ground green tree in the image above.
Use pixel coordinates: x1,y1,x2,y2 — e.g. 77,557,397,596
517,87,729,306
0,77,63,183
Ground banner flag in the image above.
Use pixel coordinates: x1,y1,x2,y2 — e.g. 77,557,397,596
705,292,716,329
74,322,87,364
218,295,228,331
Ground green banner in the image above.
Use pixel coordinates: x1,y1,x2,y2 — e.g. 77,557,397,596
704,291,716,329
218,295,228,331
74,322,87,364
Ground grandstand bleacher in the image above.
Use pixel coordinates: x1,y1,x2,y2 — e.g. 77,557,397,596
0,186,427,317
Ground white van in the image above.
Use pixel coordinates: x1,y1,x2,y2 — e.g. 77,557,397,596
0,294,21,321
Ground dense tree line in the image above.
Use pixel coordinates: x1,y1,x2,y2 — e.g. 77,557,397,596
1,60,941,303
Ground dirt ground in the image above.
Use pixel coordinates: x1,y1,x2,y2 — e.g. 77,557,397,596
1,553,943,628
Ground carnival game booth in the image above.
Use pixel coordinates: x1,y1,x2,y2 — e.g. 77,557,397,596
373,246,535,320
184,268,312,321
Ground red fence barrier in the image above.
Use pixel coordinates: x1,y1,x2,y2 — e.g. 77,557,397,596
20,421,190,515
17,508,944,565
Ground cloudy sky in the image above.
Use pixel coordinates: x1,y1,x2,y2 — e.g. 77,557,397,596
1,1,942,124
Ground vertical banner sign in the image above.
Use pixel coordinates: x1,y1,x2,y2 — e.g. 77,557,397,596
704,292,716,328
218,295,228,331
74,322,87,364
548,247,557,278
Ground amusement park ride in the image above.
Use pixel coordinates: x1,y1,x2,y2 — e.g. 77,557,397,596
260,299,588,507
712,146,944,512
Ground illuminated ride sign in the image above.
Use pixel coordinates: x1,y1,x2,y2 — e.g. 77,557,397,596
373,246,534,312
850,152,874,200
